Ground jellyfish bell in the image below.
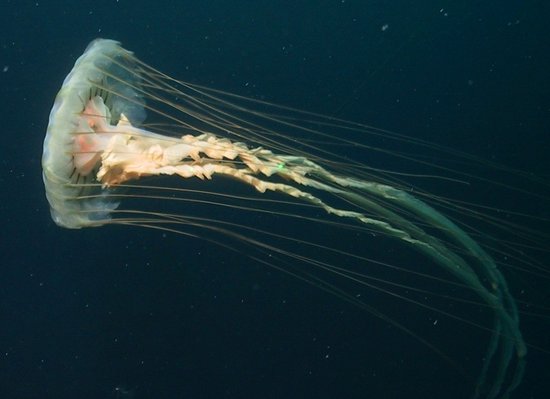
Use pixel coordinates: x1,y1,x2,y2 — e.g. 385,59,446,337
42,39,144,228
42,39,546,398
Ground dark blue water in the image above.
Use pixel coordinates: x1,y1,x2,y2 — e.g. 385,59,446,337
1,1,549,398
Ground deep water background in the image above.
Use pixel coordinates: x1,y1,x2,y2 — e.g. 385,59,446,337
1,1,549,398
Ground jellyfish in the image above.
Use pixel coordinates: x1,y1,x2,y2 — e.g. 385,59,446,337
42,39,537,398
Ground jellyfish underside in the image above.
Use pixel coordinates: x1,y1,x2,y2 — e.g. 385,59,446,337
42,39,533,398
